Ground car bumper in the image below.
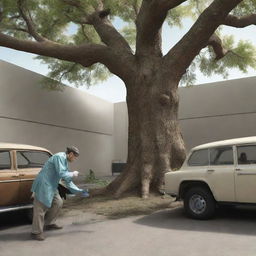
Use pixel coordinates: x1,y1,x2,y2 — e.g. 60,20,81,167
0,204,33,213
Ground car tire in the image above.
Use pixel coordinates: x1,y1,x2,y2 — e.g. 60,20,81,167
184,187,216,220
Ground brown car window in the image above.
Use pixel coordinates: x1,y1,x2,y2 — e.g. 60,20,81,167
17,151,51,169
0,151,11,170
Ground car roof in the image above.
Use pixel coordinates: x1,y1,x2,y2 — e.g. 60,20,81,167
192,136,256,151
0,142,50,152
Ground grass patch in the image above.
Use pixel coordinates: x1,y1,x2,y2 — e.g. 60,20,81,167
84,170,111,187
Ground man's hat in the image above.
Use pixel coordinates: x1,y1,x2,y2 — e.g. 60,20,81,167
66,146,80,156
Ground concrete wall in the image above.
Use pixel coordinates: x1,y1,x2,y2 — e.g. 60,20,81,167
113,102,128,163
179,77,256,150
113,76,256,162
0,60,114,179
2,59,256,175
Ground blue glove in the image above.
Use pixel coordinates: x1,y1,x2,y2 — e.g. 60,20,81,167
81,189,89,198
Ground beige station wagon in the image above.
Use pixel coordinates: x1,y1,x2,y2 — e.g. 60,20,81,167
165,136,256,219
0,143,51,216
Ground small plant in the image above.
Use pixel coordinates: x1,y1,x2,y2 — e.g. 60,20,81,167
85,169,109,186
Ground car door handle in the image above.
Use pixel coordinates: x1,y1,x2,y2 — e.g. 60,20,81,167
11,175,19,177
19,174,25,176
207,169,215,172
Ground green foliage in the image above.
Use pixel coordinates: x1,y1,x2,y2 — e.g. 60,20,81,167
198,36,256,77
180,33,256,86
180,61,197,86
1,0,256,87
104,0,142,22
166,4,193,27
37,57,111,90
84,169,110,186
121,24,136,47
184,0,212,20
232,0,256,16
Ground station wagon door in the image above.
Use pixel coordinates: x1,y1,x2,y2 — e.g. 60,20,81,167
207,146,235,202
16,150,51,204
234,145,256,203
0,150,20,206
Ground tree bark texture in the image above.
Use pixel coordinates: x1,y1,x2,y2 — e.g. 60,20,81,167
106,57,186,198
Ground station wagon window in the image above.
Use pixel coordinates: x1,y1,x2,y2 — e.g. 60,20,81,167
237,145,256,165
210,147,233,165
17,151,51,168
0,151,11,170
188,149,209,166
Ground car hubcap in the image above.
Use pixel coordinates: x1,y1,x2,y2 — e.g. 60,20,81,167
189,194,206,214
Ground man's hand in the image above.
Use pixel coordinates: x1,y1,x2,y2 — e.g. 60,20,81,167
72,171,79,177
81,189,90,198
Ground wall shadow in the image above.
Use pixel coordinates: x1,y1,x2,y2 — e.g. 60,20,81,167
135,206,256,236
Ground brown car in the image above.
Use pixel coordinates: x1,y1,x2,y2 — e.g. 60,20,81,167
0,143,51,216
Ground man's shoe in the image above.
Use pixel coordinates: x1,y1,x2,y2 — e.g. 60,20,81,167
45,224,63,230
31,233,45,241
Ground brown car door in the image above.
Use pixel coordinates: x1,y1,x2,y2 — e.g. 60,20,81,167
0,150,20,207
16,150,51,204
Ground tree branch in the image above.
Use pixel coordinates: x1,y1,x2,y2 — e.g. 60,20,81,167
0,32,135,81
207,34,228,60
0,32,107,65
163,0,243,79
17,0,46,42
63,2,132,54
86,9,132,53
135,0,188,57
223,14,256,28
157,0,188,10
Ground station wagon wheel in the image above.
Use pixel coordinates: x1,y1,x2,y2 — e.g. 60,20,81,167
184,187,216,219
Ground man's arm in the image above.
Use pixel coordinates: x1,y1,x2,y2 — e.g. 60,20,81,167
63,180,84,194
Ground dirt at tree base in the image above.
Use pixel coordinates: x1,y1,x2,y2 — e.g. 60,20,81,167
61,193,183,219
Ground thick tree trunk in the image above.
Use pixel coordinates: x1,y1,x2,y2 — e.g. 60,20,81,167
105,58,186,198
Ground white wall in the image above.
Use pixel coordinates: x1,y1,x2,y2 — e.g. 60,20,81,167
179,77,256,150
113,102,128,163
0,60,114,179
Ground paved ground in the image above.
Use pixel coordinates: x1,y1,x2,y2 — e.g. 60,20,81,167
1,206,256,256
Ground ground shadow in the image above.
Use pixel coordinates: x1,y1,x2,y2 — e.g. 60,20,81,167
0,211,28,230
135,206,256,236
0,228,94,242
0,231,32,242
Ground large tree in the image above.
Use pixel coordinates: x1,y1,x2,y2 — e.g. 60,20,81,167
0,0,256,198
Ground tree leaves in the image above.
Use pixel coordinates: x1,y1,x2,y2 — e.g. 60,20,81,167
37,57,111,90
181,33,256,86
1,0,256,88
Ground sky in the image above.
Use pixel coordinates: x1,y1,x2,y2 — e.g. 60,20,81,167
0,18,256,103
